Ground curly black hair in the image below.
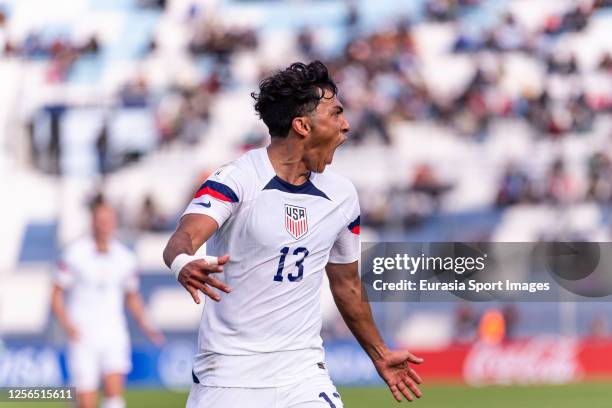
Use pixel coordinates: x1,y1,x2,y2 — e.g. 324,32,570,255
251,60,338,138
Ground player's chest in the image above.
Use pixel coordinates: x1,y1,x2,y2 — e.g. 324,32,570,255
237,192,345,249
73,254,126,289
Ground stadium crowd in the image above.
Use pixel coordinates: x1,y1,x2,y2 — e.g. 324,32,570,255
4,0,612,233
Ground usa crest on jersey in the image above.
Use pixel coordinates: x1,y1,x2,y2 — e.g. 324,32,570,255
285,204,308,239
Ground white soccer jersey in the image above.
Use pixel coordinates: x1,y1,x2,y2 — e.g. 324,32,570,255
182,147,361,387
55,237,139,343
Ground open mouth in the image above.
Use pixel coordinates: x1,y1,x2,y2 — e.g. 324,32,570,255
323,137,347,167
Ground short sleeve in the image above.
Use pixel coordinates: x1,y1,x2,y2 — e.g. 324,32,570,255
329,188,361,264
182,164,244,228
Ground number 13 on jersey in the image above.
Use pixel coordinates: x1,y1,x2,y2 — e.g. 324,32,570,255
273,246,309,282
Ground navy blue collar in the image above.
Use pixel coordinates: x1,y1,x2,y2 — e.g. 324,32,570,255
263,176,330,200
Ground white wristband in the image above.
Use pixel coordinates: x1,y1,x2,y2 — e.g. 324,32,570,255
171,254,219,280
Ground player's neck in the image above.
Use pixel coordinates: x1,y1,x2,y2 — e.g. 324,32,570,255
267,138,310,185
93,236,110,253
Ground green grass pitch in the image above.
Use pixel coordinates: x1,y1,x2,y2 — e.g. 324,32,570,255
3,383,611,407
123,383,612,408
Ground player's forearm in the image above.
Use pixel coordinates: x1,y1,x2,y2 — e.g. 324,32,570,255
126,293,153,330
126,293,146,325
331,280,389,362
50,287,74,332
126,292,164,345
164,214,220,268
163,230,197,267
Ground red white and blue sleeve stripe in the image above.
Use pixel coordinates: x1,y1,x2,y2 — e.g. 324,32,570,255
347,215,360,235
194,180,239,203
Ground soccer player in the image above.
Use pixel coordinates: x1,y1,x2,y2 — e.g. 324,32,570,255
51,196,164,408
164,61,423,407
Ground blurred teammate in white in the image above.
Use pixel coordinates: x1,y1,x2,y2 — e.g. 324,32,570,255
164,61,424,407
51,196,164,408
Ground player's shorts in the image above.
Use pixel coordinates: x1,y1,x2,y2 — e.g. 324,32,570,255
185,370,344,408
67,339,131,392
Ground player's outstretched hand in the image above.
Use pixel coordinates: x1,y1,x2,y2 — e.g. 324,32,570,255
373,349,423,403
178,254,231,303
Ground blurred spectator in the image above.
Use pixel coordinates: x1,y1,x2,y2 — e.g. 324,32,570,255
455,304,478,343
525,90,555,134
4,31,100,82
478,308,505,345
598,52,612,72
453,30,483,53
562,4,592,32
586,152,612,202
137,195,168,232
545,159,576,203
297,27,318,60
188,19,257,59
46,105,66,175
502,304,518,340
545,5,592,35
568,93,595,133
393,164,454,227
120,74,149,108
80,35,100,54
410,163,453,210
426,0,459,22
154,82,213,147
156,92,184,146
491,13,526,52
360,186,391,229
496,164,532,207
95,120,110,176
547,51,578,75
344,0,360,28
0,8,6,28
26,118,38,170
46,45,78,83
350,108,392,145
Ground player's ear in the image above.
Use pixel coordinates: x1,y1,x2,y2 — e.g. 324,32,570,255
291,116,311,138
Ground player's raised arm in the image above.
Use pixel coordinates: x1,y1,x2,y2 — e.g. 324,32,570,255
326,261,424,403
163,213,231,303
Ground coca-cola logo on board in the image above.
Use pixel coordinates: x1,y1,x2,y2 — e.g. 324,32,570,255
463,337,582,386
